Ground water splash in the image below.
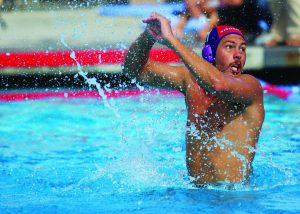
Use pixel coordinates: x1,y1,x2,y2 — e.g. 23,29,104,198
186,122,255,184
60,33,120,118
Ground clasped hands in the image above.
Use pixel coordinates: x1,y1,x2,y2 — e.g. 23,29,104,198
142,12,175,46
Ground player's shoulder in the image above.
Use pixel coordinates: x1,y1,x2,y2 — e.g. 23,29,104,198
240,74,262,88
241,74,265,103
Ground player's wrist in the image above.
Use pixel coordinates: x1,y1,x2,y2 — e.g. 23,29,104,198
143,30,156,44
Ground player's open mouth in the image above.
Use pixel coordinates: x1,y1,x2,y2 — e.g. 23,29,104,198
230,64,241,74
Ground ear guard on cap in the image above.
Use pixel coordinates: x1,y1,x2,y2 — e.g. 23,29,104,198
202,44,214,64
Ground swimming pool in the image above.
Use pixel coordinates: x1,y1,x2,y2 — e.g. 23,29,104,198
0,90,299,213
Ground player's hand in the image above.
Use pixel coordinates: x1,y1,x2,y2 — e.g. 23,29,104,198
143,12,174,45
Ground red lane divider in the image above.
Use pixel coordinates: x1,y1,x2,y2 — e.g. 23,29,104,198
0,49,181,68
263,84,292,99
0,89,182,102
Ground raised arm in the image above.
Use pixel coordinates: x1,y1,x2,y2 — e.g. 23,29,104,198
166,36,263,103
146,12,263,104
122,30,155,80
122,21,188,91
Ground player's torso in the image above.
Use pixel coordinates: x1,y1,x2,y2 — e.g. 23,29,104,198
183,80,262,184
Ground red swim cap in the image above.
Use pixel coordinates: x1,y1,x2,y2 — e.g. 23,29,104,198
202,25,244,64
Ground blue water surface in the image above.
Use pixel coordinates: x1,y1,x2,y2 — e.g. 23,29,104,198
0,91,299,213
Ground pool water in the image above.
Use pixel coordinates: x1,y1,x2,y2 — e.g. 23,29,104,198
0,91,299,213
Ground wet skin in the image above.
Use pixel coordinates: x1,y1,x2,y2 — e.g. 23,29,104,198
123,13,265,185
183,35,265,184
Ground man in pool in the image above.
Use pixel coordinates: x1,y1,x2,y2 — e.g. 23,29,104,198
122,12,265,185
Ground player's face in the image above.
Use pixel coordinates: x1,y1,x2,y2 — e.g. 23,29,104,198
215,34,246,76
